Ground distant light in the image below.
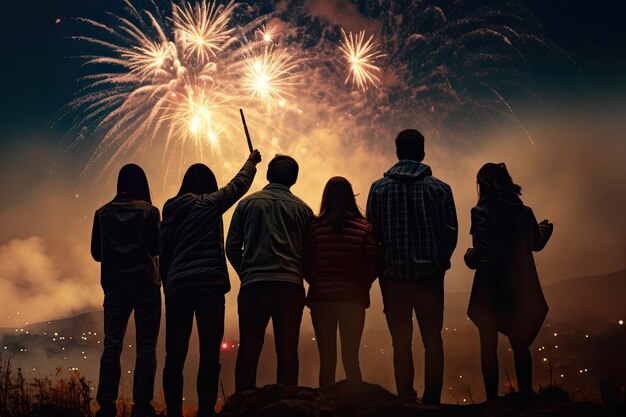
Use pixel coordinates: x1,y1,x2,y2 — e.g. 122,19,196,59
553,332,558,336
619,320,624,325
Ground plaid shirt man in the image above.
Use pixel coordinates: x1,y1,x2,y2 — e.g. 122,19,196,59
366,160,458,279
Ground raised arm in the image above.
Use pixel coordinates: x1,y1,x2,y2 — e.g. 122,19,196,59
209,150,261,214
464,206,494,270
226,203,245,276
90,211,102,262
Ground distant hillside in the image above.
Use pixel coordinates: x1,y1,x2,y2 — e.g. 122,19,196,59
445,270,626,329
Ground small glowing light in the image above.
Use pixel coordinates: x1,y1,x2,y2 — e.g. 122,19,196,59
553,332,558,336
619,320,624,325
222,342,229,349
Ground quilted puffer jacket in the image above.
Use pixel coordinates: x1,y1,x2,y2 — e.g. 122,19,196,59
304,217,378,307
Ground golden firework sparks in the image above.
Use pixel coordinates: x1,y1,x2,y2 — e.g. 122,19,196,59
339,29,384,90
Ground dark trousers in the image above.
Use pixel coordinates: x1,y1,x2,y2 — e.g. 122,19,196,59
97,286,161,415
478,326,532,399
310,302,365,387
162,289,225,417
235,282,305,392
380,275,444,404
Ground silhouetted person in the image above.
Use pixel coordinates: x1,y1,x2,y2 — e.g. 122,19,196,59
464,163,553,400
91,164,161,417
160,151,261,417
303,177,378,387
226,155,313,392
366,129,457,404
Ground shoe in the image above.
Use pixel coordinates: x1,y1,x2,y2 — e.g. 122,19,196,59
131,403,161,417
399,390,419,405
96,402,117,417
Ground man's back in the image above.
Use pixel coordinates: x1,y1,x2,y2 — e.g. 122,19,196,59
226,183,313,287
367,160,458,279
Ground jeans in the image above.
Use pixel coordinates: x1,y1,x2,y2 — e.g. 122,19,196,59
97,285,161,415
235,282,305,392
310,302,365,387
380,275,444,404
478,326,532,399
162,289,225,417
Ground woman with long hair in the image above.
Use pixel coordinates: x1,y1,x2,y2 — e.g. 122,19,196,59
160,150,261,417
91,164,161,417
304,176,378,387
465,163,553,400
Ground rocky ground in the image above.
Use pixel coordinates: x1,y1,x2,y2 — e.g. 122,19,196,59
218,381,625,417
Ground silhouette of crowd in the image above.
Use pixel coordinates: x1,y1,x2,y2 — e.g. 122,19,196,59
90,129,553,417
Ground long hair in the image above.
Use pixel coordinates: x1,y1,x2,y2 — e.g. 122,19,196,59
116,164,152,204
176,163,218,197
477,162,522,197
318,176,364,231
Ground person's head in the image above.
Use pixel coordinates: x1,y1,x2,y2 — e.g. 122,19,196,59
267,154,299,187
116,164,152,204
177,163,218,197
395,129,425,161
318,176,364,230
476,162,522,197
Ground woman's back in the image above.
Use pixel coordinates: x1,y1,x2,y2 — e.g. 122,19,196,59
305,216,377,307
92,196,160,291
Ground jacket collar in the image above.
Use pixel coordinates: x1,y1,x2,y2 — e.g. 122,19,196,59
384,160,432,181
264,183,292,193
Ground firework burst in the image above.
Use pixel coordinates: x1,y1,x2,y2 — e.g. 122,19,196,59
339,29,385,91
65,0,303,182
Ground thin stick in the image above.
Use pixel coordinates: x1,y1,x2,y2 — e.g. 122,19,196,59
239,109,254,152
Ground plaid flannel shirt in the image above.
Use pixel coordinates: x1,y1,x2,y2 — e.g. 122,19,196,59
366,160,458,280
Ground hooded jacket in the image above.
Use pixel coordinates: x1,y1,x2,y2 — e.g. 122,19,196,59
159,158,257,298
366,160,458,280
303,217,378,307
91,195,160,291
465,192,552,345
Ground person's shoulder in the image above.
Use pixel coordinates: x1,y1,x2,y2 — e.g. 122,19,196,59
288,192,313,212
369,176,387,192
425,174,451,191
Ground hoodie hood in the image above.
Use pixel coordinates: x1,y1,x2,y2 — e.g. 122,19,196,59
162,193,199,226
384,160,432,182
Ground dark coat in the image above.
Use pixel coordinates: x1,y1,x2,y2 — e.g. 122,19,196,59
159,159,256,298
465,192,552,346
303,217,378,307
91,195,160,291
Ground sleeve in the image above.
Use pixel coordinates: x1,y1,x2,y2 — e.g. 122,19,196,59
464,206,494,270
208,157,257,214
225,203,244,276
442,188,458,263
528,207,553,251
159,228,171,287
365,182,380,232
363,224,379,286
90,211,102,262
302,224,315,284
147,207,160,257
